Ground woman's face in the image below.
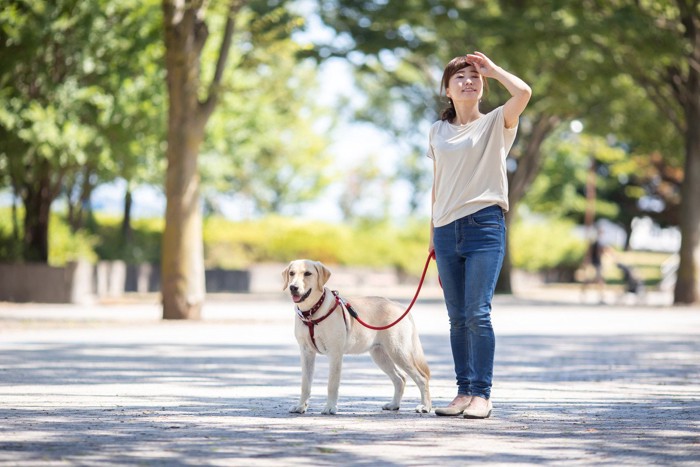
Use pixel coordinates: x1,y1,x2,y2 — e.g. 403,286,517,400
446,65,483,103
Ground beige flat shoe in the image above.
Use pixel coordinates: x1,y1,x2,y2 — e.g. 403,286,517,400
435,396,472,416
463,398,492,419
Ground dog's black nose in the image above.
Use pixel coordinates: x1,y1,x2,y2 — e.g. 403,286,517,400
290,285,299,293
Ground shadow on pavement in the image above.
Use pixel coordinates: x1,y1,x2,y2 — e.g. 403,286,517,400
1,330,699,464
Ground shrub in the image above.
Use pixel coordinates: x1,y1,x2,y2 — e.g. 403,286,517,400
0,208,24,261
0,208,591,279
201,215,432,277
91,214,163,264
0,208,98,265
510,217,587,273
49,215,99,265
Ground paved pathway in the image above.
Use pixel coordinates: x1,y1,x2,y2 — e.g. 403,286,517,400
1,291,699,466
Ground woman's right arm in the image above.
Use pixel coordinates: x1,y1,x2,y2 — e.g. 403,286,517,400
466,52,531,128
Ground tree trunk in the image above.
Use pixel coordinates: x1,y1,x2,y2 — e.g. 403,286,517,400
673,104,700,304
11,183,20,242
497,114,559,293
508,115,561,204
121,188,133,243
22,166,54,262
496,210,514,293
160,0,238,319
161,1,207,320
672,3,700,305
161,126,206,319
66,169,94,233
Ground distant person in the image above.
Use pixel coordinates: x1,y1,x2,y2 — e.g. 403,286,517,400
581,228,608,304
427,51,531,419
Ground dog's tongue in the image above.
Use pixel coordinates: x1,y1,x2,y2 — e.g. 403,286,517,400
292,295,303,303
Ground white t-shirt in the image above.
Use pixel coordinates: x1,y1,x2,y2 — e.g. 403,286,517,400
427,106,518,228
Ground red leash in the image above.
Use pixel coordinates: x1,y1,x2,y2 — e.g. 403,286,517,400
339,252,436,331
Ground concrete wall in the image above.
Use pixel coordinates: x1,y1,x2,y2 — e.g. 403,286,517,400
0,261,252,303
95,261,127,298
1,261,421,303
205,269,250,293
0,261,94,304
125,263,160,293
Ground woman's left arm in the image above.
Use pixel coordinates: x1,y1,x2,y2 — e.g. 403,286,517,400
466,51,532,129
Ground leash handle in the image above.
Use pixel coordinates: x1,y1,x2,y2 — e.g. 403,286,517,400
345,252,435,331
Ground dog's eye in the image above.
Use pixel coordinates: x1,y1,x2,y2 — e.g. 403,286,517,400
289,271,295,277
304,272,312,277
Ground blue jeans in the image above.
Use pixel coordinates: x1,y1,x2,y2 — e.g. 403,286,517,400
433,205,505,399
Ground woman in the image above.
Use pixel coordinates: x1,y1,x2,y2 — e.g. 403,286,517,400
427,52,531,418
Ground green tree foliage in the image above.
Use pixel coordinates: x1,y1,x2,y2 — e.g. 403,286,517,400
510,217,586,275
0,0,164,261
201,28,333,216
524,132,626,221
519,128,681,248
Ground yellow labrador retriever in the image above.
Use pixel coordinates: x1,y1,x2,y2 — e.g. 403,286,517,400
283,259,431,415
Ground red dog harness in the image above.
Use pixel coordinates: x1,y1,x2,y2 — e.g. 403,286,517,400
296,289,347,353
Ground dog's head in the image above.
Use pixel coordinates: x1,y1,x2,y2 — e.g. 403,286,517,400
282,259,331,305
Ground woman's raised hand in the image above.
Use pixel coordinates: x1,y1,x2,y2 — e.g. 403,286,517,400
465,51,498,78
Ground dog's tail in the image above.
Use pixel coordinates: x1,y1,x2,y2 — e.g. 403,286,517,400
411,327,431,380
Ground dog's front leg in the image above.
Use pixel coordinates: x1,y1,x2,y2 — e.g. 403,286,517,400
322,353,343,415
290,347,316,414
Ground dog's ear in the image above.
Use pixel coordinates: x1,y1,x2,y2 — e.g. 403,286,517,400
315,261,331,289
281,263,292,291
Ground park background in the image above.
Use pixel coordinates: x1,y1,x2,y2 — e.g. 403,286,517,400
1,0,699,316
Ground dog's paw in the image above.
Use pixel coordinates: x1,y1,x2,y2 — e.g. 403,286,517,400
382,402,400,411
289,404,308,414
415,404,431,414
321,405,337,415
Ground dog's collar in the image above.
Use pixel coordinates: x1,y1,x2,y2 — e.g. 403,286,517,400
297,289,327,317
296,291,344,354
